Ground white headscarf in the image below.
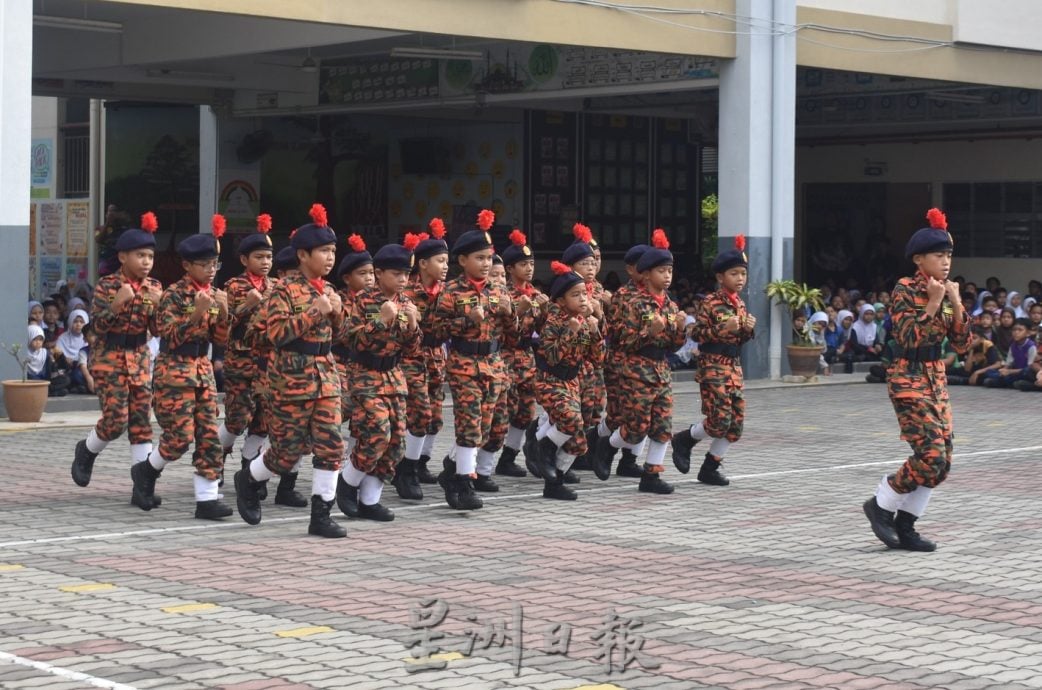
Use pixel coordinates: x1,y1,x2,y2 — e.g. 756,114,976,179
67,296,87,312
808,311,828,346
56,309,89,360
971,290,992,317
851,303,878,347
26,324,48,375
27,300,42,320
1008,291,1026,318
835,309,855,340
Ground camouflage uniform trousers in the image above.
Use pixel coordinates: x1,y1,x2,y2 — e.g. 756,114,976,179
153,384,222,480
484,357,513,453
579,360,606,429
446,355,505,448
697,361,745,442
534,376,586,456
336,360,353,425
93,371,153,444
222,352,266,438
505,349,538,431
618,364,673,447
350,390,406,480
401,355,446,438
888,376,953,491
602,349,624,432
265,396,343,475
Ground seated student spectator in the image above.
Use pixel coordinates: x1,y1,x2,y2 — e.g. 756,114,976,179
40,299,64,344
873,301,891,343
27,300,43,327
972,291,996,316
1015,348,1042,392
54,308,89,379
994,287,1009,310
947,335,1002,386
1029,279,1042,302
993,307,1016,357
668,311,699,370
843,304,882,373
961,292,977,316
1027,300,1041,337
822,308,842,365
973,310,996,343
1009,290,1027,318
986,275,1001,293
25,324,69,397
984,318,1037,388
865,336,897,384
808,311,832,376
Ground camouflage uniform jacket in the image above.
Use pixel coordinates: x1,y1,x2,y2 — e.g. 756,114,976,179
613,286,686,385
401,277,447,367
345,286,421,396
430,275,516,377
887,272,969,394
692,289,755,368
225,272,271,353
89,271,162,386
502,281,547,354
537,304,604,378
266,273,343,401
153,276,229,389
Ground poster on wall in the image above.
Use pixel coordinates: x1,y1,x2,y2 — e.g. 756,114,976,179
39,257,64,298
217,172,261,236
66,201,90,258
30,138,54,200
38,202,64,255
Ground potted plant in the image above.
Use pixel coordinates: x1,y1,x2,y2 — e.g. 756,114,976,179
2,342,50,423
765,280,826,379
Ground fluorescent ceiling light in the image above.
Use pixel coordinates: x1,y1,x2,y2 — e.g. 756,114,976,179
146,69,235,83
34,15,123,34
390,47,484,61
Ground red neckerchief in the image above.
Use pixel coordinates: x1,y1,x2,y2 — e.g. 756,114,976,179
423,278,442,300
246,272,265,291
724,289,741,310
585,281,596,297
466,277,487,294
308,277,326,294
121,270,142,292
190,278,211,294
514,280,535,298
640,284,665,309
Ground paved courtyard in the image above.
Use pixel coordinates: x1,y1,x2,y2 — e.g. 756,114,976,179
1,380,1041,690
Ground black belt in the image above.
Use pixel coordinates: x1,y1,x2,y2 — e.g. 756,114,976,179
700,342,740,358
331,344,353,362
894,344,942,362
280,340,331,356
102,332,148,349
159,339,209,358
231,322,248,342
350,350,401,372
421,334,445,348
515,337,535,351
635,345,668,361
450,338,500,355
535,353,579,381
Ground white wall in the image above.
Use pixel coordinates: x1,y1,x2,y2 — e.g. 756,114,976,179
798,0,953,26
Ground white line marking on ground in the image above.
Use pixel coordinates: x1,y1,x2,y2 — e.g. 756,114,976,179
0,650,137,689
2,445,1038,549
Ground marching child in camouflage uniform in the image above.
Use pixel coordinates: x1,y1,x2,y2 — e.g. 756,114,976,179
336,237,421,522
672,234,757,487
532,261,604,500
430,209,516,511
235,204,347,538
132,215,230,519
595,230,686,494
396,218,450,499
863,208,968,552
72,212,163,498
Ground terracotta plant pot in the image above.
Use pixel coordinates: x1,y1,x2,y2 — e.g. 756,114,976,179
786,345,821,379
2,380,50,423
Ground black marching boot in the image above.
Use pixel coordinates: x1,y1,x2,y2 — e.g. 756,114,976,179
130,460,162,511
71,439,98,487
274,472,309,507
473,474,500,492
438,456,461,509
495,447,527,477
416,454,437,484
862,497,901,548
234,469,267,525
894,511,937,551
195,499,233,520
697,453,730,486
536,437,559,482
522,420,541,477
242,456,268,501
393,458,424,500
358,500,395,522
638,466,674,494
562,469,580,484
616,449,643,478
335,474,360,518
219,447,232,487
453,474,484,511
671,429,698,474
591,434,618,481
543,473,577,501
308,495,347,538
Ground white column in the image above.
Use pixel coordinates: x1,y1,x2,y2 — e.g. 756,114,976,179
0,1,32,389
718,0,796,380
89,99,104,286
198,106,218,232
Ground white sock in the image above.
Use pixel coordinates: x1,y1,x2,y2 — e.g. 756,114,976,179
241,434,265,460
447,443,458,460
148,451,167,471
900,485,933,517
609,428,635,450
85,428,109,455
547,425,572,448
359,474,383,505
312,469,337,501
405,432,426,460
597,419,611,438
632,438,647,458
455,446,478,475
708,438,731,458
476,449,496,476
537,416,552,437
505,426,525,451
217,424,238,449
875,474,903,512
420,433,436,458
690,422,709,441
130,443,152,465
645,440,667,466
261,436,271,453
555,449,577,471
193,474,219,501
341,462,367,487
291,458,303,473
249,454,275,482
344,434,357,457
535,425,549,441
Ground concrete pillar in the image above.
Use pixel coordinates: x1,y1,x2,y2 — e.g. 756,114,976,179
0,1,32,392
199,106,218,232
717,0,796,379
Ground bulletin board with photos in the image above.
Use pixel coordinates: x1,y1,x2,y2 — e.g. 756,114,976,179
526,110,579,250
582,114,651,251
654,118,699,248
